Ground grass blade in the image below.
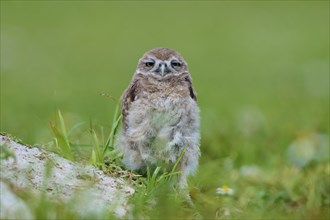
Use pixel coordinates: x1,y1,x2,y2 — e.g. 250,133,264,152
104,103,122,154
67,121,87,137
57,110,70,145
171,147,186,174
50,121,73,160
90,129,102,163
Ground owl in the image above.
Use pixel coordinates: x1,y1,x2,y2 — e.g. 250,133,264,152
115,48,200,188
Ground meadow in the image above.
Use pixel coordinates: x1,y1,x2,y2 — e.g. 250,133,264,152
1,1,329,219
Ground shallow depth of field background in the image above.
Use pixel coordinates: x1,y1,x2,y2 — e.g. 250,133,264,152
1,1,329,219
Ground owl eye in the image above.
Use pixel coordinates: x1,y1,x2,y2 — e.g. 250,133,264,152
145,61,155,67
171,61,182,68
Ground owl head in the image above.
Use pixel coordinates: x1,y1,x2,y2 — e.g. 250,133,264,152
136,48,188,79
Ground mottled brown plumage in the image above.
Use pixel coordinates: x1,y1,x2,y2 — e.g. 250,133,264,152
115,48,200,188
122,72,196,130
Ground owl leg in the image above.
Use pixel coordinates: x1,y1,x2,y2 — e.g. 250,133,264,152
122,147,144,171
174,150,199,209
176,147,198,187
115,131,145,171
168,130,200,188
178,159,189,188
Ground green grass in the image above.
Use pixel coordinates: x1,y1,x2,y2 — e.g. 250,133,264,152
1,0,329,219
4,110,328,219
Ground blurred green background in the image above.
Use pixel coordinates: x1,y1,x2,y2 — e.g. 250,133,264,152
1,1,328,145
1,1,329,218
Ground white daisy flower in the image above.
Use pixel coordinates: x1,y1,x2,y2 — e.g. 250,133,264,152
216,185,234,196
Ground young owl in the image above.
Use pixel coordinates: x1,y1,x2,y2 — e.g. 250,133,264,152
115,48,200,188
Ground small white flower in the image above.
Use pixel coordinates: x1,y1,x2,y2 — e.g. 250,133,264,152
216,185,234,196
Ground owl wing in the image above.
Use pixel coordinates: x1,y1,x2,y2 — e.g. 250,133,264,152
121,78,139,130
185,75,197,101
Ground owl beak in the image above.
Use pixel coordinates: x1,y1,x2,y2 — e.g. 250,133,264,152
157,62,170,76
160,64,166,75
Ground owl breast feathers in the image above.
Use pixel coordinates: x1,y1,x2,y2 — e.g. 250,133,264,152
115,48,200,188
